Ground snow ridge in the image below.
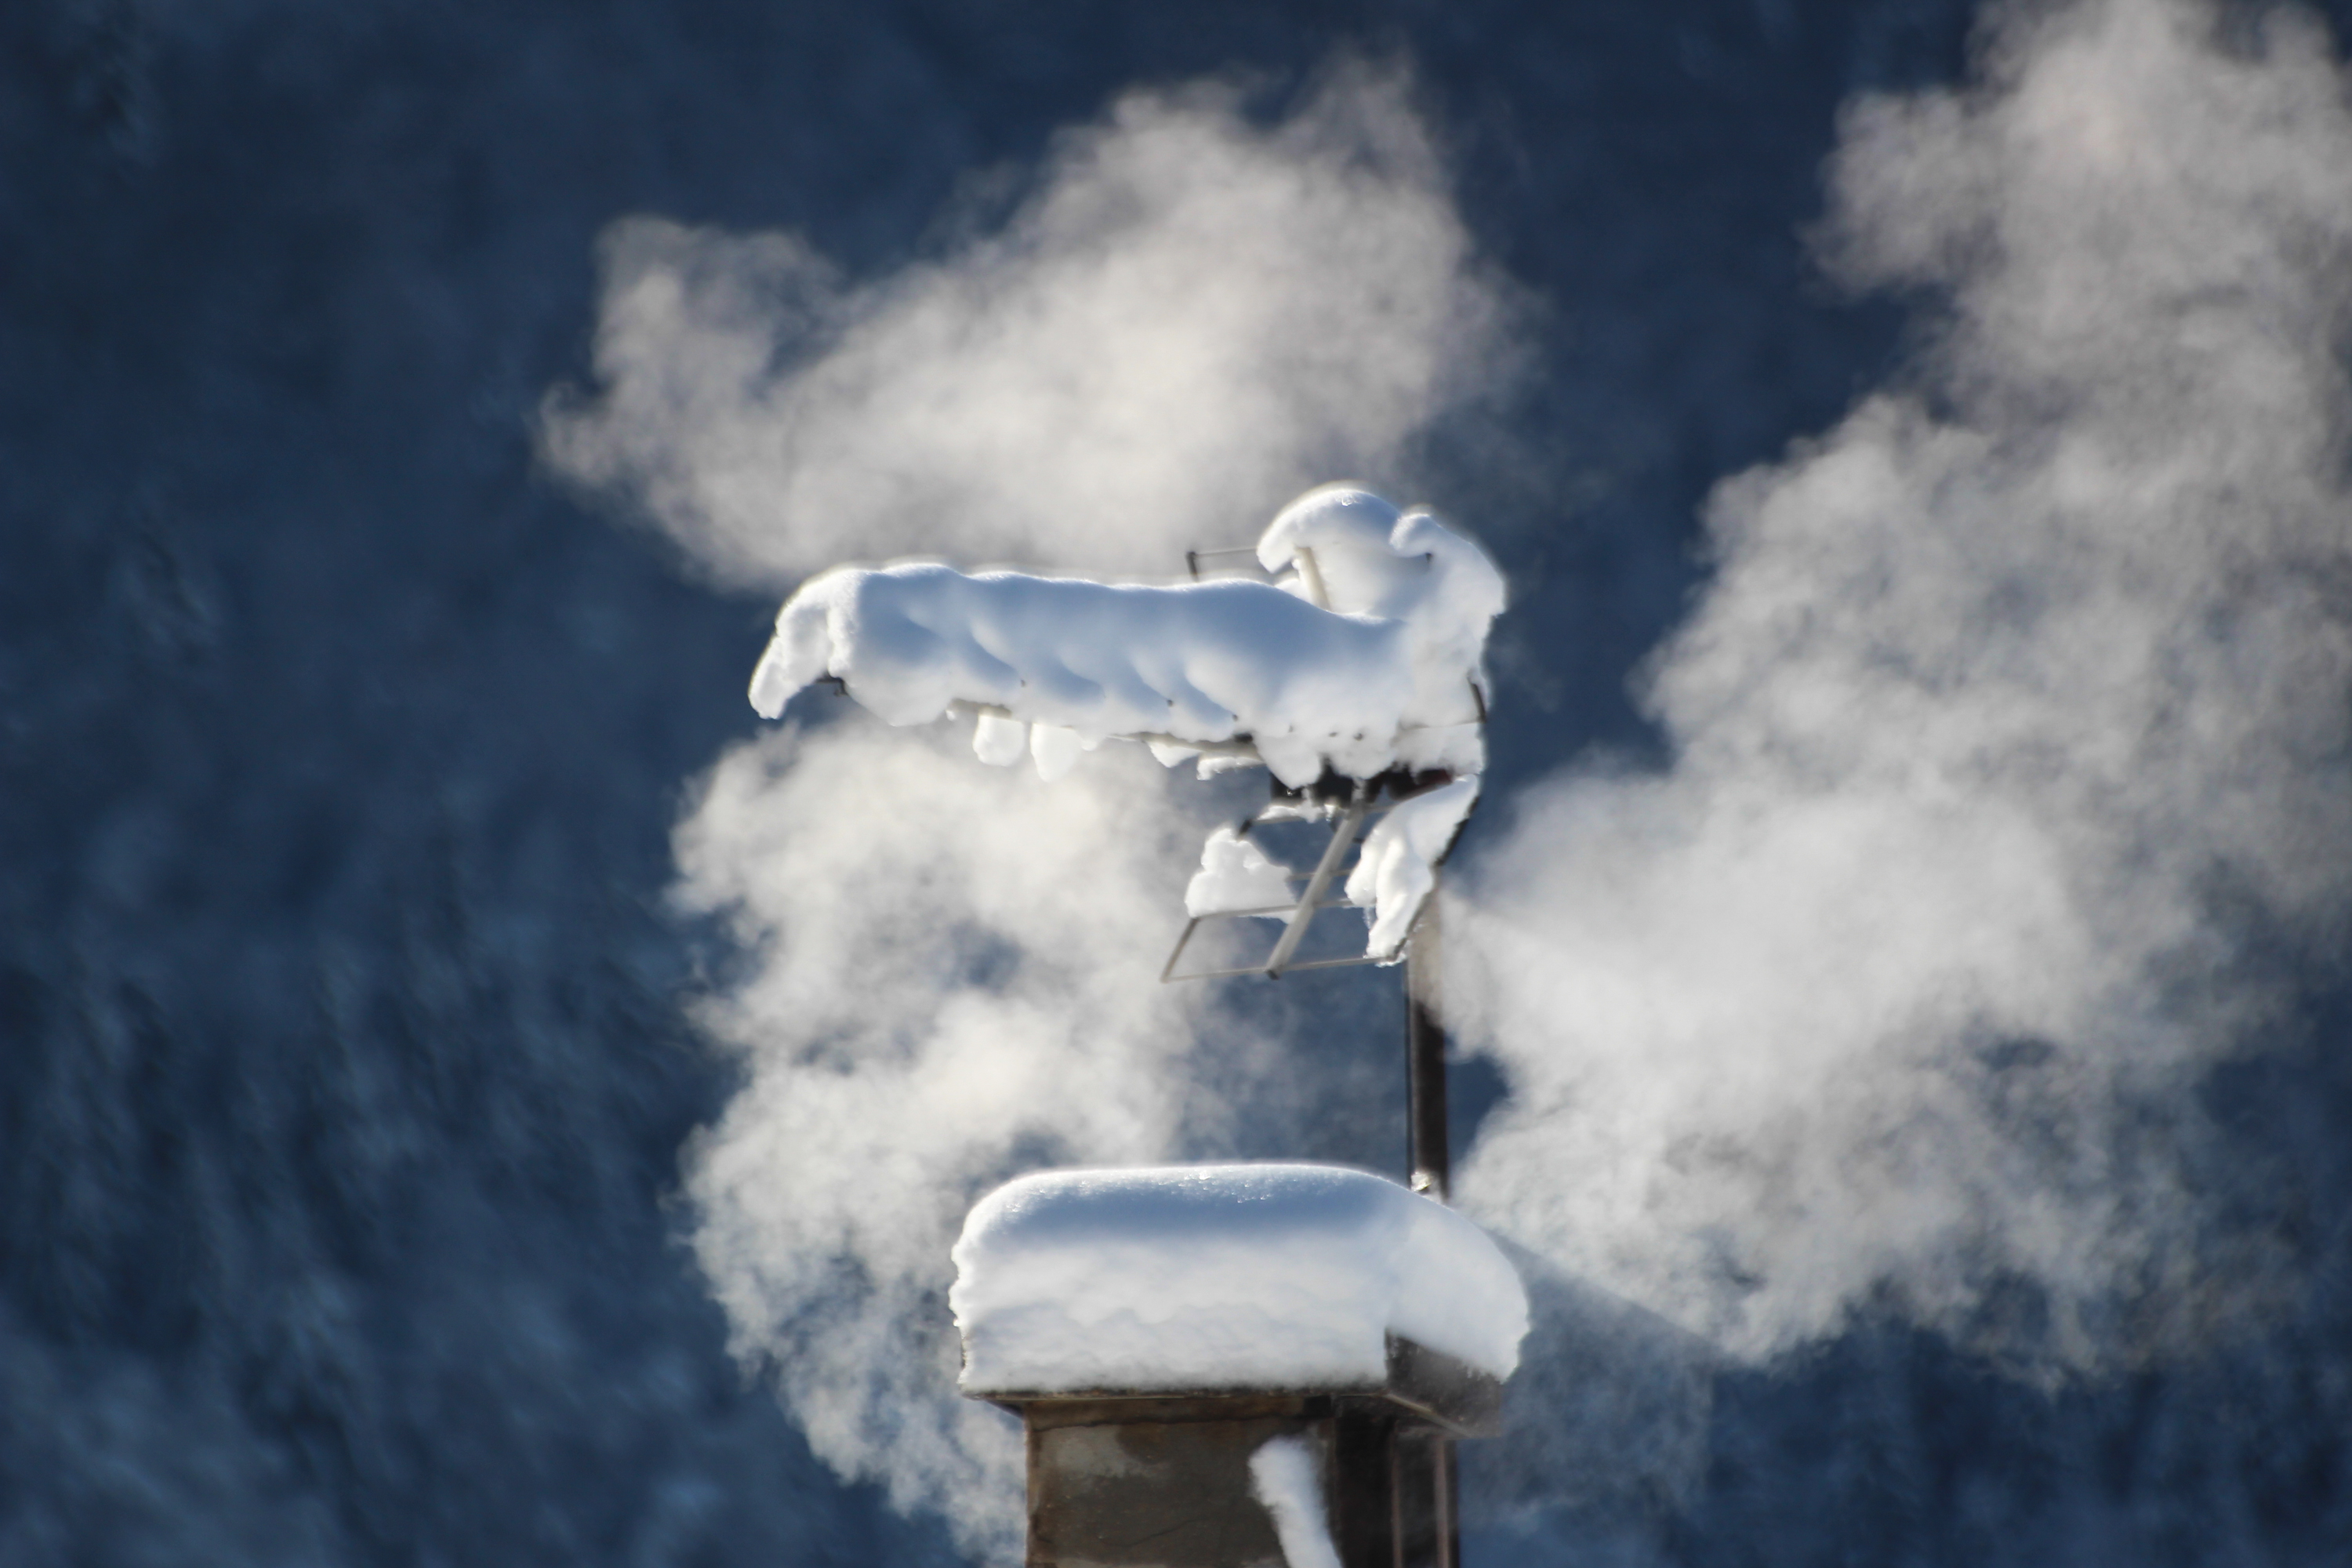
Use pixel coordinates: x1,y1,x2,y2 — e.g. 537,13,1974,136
950,1163,1529,1396
748,485,1501,789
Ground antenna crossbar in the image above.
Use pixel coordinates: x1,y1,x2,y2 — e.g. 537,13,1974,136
1181,542,1327,610
1260,798,1367,976
1161,798,1392,982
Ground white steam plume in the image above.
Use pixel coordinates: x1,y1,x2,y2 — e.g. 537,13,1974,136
674,725,1218,1555
543,62,1506,583
549,67,1512,1560
1455,0,2352,1367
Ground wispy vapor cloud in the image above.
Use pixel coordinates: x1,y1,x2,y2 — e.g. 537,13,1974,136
674,726,1215,1554
544,60,1507,586
548,64,1514,1559
1455,0,2352,1367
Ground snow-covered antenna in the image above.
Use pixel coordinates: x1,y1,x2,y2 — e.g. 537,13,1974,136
750,484,1499,1189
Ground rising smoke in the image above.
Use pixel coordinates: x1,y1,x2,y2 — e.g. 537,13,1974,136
671,726,1208,1553
547,1,2352,1555
1455,0,2352,1366
543,60,1506,585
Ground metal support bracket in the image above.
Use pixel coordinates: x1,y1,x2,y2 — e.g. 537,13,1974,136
1161,797,1386,982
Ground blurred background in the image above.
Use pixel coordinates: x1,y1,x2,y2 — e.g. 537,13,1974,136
6,1,2351,1563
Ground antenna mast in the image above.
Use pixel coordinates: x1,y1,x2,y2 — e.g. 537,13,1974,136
1407,898,1449,1201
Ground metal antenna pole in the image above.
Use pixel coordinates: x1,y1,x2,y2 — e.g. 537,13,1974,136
1402,886,1460,1568
1405,889,1449,1202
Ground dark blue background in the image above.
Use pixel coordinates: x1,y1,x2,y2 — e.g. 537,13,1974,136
5,2,2349,1562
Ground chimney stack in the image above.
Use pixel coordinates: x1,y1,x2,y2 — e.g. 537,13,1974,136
953,1164,1526,1567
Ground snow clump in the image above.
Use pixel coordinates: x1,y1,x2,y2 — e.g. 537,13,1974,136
949,1163,1528,1396
1249,1436,1343,1568
1344,777,1479,961
1185,826,1295,917
748,485,1501,789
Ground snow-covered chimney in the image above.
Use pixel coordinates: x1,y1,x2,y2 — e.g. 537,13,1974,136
953,1164,1527,1567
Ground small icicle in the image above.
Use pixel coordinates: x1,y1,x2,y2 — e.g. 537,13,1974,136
1030,724,1083,782
972,710,1026,767
1249,1436,1341,1568
1147,738,1200,768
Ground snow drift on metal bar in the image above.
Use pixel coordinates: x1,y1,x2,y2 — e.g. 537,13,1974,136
747,486,1501,789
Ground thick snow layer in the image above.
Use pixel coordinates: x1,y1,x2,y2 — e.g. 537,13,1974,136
1345,779,1479,961
950,1164,1527,1396
1185,827,1294,916
747,486,1501,788
1250,1437,1341,1568
1258,485,1501,765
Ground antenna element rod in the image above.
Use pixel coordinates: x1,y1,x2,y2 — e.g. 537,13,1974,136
1261,800,1366,978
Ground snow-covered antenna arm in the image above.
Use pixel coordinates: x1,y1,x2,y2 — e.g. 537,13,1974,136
745,489,1503,793
744,484,1504,966
747,563,1415,786
747,567,851,720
